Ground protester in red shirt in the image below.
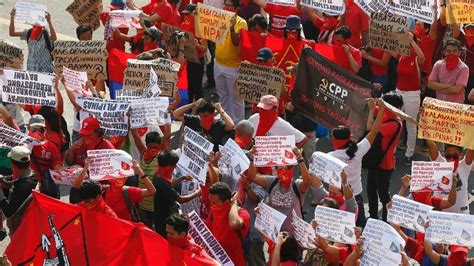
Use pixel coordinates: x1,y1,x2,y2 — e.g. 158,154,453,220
99,1,129,52
305,8,339,44
413,16,437,87
168,0,182,27
339,0,369,48
64,117,115,167
137,0,173,30
165,213,209,255
78,179,118,218
37,106,68,160
206,182,250,266
253,0,301,37
332,26,362,74
455,24,474,104
113,24,161,55
361,47,391,95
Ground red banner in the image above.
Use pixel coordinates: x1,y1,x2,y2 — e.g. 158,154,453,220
6,192,218,266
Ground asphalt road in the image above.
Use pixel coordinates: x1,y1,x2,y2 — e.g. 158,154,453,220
1,0,474,256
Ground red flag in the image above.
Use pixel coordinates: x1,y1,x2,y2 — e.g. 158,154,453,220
6,192,218,265
107,48,136,83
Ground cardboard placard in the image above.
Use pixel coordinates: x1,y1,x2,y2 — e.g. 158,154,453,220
66,0,101,30
218,139,250,181
309,151,347,188
418,97,474,149
162,23,200,64
314,206,356,245
130,97,171,128
62,66,91,97
123,59,179,97
387,195,434,233
195,3,234,44
446,0,474,24
370,12,412,55
291,210,317,249
426,211,474,247
0,40,24,70
301,0,346,16
0,123,41,148
410,161,454,192
255,202,287,242
1,69,55,107
177,127,213,184
52,40,108,80
49,168,84,186
109,10,142,29
361,218,405,265
254,136,297,167
14,2,47,26
236,62,285,104
87,149,134,180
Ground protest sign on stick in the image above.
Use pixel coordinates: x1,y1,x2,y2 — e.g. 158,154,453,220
62,66,91,96
301,0,346,16
109,10,142,29
177,127,213,184
1,69,56,107
49,168,84,186
87,149,134,180
255,202,287,242
291,210,316,249
130,97,171,128
254,136,297,167
162,23,200,64
389,0,435,24
14,2,47,26
180,180,201,215
361,218,405,265
0,40,24,70
309,152,347,187
446,0,474,24
314,206,356,245
76,97,130,136
418,97,474,149
0,124,41,148
387,195,434,233
195,3,234,44
218,139,250,181
236,62,285,104
66,0,101,30
188,211,235,266
410,161,454,192
52,40,108,80
370,12,412,55
426,211,474,247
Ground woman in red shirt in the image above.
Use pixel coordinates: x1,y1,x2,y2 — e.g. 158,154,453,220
361,47,391,96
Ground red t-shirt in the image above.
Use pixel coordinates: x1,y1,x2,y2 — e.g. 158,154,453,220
169,5,182,27
458,33,474,75
396,54,420,91
104,186,143,221
264,3,300,38
206,208,250,266
405,236,425,263
176,59,188,90
379,117,402,170
100,12,128,52
343,4,369,48
153,2,173,30
73,138,115,167
370,48,389,76
48,131,66,159
418,34,435,76
31,141,63,182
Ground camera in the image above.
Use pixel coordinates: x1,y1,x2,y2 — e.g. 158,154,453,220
171,30,186,40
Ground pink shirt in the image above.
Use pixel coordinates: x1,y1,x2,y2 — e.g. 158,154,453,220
429,59,469,103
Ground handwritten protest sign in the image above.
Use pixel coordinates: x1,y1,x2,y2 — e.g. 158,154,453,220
389,0,435,24
388,195,434,233
162,23,200,64
177,127,213,184
447,0,474,24
180,180,201,215
292,48,372,140
267,0,296,5
66,0,101,30
1,69,55,107
130,97,170,128
314,206,356,245
361,218,405,265
188,211,234,266
62,66,91,96
49,168,84,186
52,40,108,80
0,123,41,148
254,136,297,167
418,97,474,149
410,161,454,192
115,89,143,101
195,3,234,44
14,2,47,26
291,210,316,249
0,40,24,69
255,202,287,242
310,152,347,187
218,139,250,181
123,59,179,97
76,97,130,136
236,62,285,104
370,13,412,55
426,211,474,247
109,10,141,28
301,0,346,16
87,149,134,180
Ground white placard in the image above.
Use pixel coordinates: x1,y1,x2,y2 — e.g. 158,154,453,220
218,139,250,181
180,179,201,215
361,218,405,265
130,97,170,129
87,149,134,180
292,209,316,249
387,195,433,233
301,0,346,16
143,67,162,98
314,206,356,244
14,2,47,26
389,0,435,24
0,123,41,148
1,69,55,107
49,167,84,186
255,202,287,242
109,10,142,29
410,161,454,192
310,151,347,188
254,136,297,167
62,66,91,96
177,127,213,184
267,0,296,6
425,211,474,247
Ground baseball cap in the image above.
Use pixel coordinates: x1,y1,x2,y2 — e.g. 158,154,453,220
8,146,31,162
257,47,274,62
257,95,278,110
79,117,100,136
182,4,197,14
28,114,46,127
285,15,302,30
450,245,469,254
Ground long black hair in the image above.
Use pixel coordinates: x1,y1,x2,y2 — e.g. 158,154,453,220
332,126,358,160
38,106,63,135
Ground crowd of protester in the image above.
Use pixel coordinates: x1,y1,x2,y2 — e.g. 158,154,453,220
0,0,473,264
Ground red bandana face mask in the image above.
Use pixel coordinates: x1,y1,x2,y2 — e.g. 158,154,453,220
29,131,46,141
256,108,278,136
143,146,162,161
168,236,189,248
82,135,101,149
287,31,299,40
445,54,460,70
328,193,345,206
413,24,426,39
159,166,175,181
412,191,433,206
332,138,350,150
210,201,231,214
235,135,253,149
30,26,44,40
200,114,214,131
277,168,293,188
465,28,474,46
110,178,126,189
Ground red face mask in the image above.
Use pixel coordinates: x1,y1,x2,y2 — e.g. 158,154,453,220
200,114,214,131
168,236,189,248
445,54,460,71
235,135,253,149
328,193,345,206
332,138,350,150
159,166,175,181
210,201,231,214
465,28,474,46
412,191,433,206
143,146,162,161
277,168,293,188
333,38,347,47
29,131,46,141
256,108,279,136
448,252,467,266
110,178,126,189
82,135,101,149
30,26,44,40
413,24,426,39
287,31,299,40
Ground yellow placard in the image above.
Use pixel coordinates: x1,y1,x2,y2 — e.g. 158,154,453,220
446,0,474,24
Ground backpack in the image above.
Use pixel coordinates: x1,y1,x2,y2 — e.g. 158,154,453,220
268,178,305,220
26,28,54,57
361,120,401,169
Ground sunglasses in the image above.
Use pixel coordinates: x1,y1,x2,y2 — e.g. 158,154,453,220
30,127,45,133
445,154,459,160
